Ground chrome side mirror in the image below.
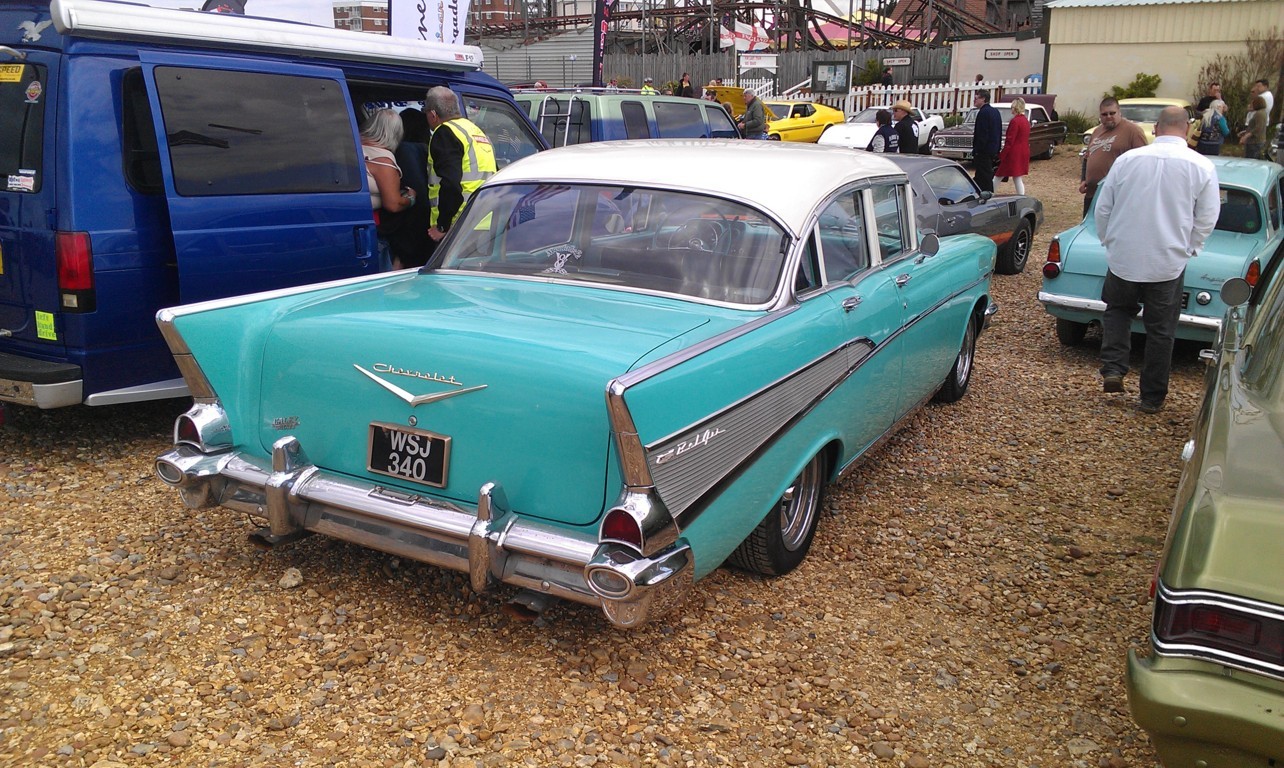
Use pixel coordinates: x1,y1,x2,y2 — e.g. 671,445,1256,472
1220,277,1252,307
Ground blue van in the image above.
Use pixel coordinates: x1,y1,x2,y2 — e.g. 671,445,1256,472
0,0,543,408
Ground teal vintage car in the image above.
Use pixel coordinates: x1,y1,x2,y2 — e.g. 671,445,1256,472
1126,259,1284,765
1040,157,1284,345
153,141,997,627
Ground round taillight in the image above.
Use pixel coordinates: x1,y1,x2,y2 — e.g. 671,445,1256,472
601,508,643,550
1246,260,1261,287
175,415,201,445
1042,262,1061,279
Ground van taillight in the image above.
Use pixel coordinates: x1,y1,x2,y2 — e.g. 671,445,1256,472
56,231,96,312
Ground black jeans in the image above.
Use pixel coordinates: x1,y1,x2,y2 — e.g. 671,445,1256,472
1099,269,1185,405
973,153,995,193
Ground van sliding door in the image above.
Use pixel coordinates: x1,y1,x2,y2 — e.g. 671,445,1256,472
138,52,376,304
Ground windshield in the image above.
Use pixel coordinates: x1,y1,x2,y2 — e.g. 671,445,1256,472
963,106,1015,124
1215,188,1262,234
1119,104,1169,124
849,108,881,123
438,184,789,305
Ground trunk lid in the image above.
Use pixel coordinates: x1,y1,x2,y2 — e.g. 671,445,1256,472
255,274,733,526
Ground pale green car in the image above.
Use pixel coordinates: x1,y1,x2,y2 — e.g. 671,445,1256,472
1127,261,1284,764
153,141,996,628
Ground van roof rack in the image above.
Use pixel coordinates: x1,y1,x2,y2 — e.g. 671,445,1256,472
50,0,483,73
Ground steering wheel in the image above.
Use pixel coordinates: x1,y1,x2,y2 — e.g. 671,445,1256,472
668,219,725,252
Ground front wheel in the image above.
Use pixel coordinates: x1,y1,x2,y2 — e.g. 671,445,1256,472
727,453,825,576
921,128,937,154
996,219,1032,274
1042,141,1057,161
935,317,977,403
768,133,781,141
1056,318,1088,346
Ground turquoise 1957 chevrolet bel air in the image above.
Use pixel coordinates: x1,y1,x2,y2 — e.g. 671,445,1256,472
154,140,997,627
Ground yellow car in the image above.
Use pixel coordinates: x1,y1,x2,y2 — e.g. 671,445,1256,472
763,100,846,142
1081,97,1195,144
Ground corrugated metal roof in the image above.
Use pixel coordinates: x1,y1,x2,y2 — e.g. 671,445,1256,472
1046,0,1253,7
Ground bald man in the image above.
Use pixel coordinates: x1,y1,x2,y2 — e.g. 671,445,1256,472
1094,106,1220,413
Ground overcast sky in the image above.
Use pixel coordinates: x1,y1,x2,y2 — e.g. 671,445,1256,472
144,0,336,26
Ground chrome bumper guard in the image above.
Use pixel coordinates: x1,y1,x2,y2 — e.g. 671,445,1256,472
1037,291,1222,332
155,436,693,628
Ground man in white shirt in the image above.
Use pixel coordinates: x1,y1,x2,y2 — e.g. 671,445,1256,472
1251,78,1274,120
1094,106,1220,413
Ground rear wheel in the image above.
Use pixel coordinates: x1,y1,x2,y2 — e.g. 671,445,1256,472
1042,141,1057,160
768,133,781,141
1056,318,1088,346
996,219,1032,274
728,453,825,576
935,316,977,403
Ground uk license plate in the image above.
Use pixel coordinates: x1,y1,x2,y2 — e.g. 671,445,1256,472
367,422,449,487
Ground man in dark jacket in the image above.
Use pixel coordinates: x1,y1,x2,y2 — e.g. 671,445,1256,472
971,89,1003,193
891,99,919,154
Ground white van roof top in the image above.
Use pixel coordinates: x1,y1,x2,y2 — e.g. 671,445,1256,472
50,0,483,73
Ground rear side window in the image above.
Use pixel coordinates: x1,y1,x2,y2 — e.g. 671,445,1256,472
151,66,362,196
534,97,589,147
654,101,704,138
1,62,47,193
122,69,162,194
706,105,738,139
621,101,650,139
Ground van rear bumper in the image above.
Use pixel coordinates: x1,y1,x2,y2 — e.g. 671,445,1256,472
0,351,83,408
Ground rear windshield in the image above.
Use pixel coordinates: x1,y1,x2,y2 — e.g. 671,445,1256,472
151,66,362,196
1216,188,1261,234
1,62,47,193
439,183,788,305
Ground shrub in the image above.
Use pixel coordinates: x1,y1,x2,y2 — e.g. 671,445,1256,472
1104,73,1162,101
1061,109,1093,142
854,60,883,88
943,113,966,128
1194,27,1283,133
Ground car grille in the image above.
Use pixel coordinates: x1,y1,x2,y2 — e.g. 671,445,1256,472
939,136,973,149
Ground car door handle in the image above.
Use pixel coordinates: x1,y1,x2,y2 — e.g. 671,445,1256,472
1198,348,1218,365
895,274,912,287
841,296,863,312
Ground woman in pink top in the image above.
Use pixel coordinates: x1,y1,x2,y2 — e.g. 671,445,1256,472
995,97,1031,195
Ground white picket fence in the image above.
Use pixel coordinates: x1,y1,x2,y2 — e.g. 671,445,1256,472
745,77,1045,118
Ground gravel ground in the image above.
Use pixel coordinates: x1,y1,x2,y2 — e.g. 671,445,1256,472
0,147,1197,768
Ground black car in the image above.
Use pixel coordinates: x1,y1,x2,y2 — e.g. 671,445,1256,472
884,154,1044,274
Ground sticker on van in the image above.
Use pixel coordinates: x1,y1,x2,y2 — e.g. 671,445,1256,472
35,312,57,341
0,64,24,82
25,81,42,102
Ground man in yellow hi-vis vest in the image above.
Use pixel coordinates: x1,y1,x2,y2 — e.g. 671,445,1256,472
425,86,497,246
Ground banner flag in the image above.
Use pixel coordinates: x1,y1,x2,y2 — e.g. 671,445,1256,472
391,0,472,45
719,20,770,51
592,0,618,87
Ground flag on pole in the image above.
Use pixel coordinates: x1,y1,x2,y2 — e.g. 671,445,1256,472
390,0,472,45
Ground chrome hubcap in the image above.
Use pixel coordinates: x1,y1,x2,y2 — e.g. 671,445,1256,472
779,457,821,552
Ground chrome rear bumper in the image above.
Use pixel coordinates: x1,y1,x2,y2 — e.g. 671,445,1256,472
1037,291,1222,333
155,436,692,628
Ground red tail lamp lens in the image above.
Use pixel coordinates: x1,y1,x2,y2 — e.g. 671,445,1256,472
56,231,94,291
1246,261,1261,287
601,509,643,549
1046,239,1061,264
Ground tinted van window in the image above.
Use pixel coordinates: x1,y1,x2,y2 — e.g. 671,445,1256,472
621,101,650,139
122,69,162,194
533,97,590,147
152,66,362,196
1,62,46,193
653,101,705,138
461,95,542,168
705,105,738,139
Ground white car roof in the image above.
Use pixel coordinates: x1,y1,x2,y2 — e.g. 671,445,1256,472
489,140,906,234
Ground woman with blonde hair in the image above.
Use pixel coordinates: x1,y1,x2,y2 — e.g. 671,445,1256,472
1194,99,1230,156
360,108,414,270
995,97,1031,194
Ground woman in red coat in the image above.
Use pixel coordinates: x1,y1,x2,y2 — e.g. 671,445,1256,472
995,97,1031,194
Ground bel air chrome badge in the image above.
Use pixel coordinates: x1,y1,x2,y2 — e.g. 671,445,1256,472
354,364,486,408
653,427,727,466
